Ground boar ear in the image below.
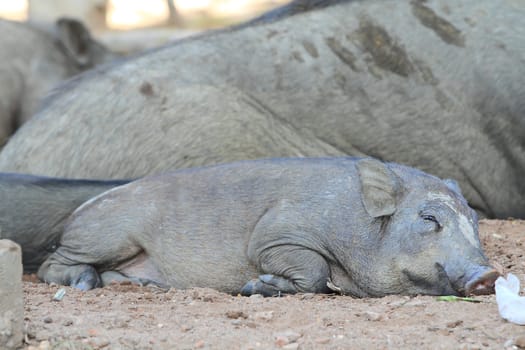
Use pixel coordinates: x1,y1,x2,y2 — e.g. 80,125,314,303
444,179,463,195
55,18,96,67
357,158,398,218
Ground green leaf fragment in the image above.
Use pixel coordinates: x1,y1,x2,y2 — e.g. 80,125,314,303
436,295,482,303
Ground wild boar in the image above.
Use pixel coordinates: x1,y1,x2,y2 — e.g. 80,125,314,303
0,17,117,146
37,157,499,297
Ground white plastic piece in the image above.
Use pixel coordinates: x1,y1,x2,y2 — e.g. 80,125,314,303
495,273,525,325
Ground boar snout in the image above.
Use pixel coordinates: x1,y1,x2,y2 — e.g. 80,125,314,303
463,268,500,296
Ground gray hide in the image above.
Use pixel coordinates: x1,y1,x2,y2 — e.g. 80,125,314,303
0,0,523,219
36,157,499,297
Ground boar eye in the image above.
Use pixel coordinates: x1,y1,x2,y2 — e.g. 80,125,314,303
421,214,442,231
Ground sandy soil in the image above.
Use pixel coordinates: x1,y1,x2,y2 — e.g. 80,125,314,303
21,219,525,350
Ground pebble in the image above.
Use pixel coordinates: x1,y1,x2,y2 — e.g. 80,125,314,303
273,330,302,343
275,336,289,347
226,311,248,319
388,297,411,307
43,317,53,324
515,335,525,348
446,320,463,328
254,311,274,321
315,337,331,344
195,340,205,348
90,338,110,348
301,293,315,300
181,325,193,332
38,340,50,350
363,311,383,321
52,288,66,302
404,299,425,307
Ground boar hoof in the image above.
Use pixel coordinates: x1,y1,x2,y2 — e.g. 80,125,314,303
71,266,102,291
240,274,297,297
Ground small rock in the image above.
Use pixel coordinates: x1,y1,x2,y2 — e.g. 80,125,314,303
363,311,383,321
62,319,73,326
315,337,331,344
446,320,463,329
231,319,242,326
52,288,66,301
202,295,215,302
38,340,50,350
195,340,205,348
254,311,274,321
226,311,248,319
515,335,525,348
181,325,193,332
282,343,299,350
275,336,289,347
388,297,411,307
404,299,424,307
43,317,53,324
301,293,315,300
91,338,110,348
274,330,301,343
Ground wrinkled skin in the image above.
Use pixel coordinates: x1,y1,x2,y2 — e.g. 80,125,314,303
1,0,524,219
0,173,129,272
38,157,499,297
0,17,118,147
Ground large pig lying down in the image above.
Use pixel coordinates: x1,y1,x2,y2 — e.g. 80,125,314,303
38,157,499,297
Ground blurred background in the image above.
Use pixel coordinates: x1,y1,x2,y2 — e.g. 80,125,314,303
0,0,287,51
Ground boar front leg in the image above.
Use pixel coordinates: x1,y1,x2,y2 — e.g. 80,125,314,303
242,206,333,296
241,246,331,296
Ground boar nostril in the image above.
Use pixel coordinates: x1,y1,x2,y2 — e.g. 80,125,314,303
465,269,500,296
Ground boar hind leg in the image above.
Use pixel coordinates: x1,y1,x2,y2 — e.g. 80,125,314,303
38,232,143,291
38,198,145,290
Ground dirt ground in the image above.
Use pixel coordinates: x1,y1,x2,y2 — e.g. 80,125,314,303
20,219,525,350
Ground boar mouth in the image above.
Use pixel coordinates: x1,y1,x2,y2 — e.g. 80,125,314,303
402,264,457,296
